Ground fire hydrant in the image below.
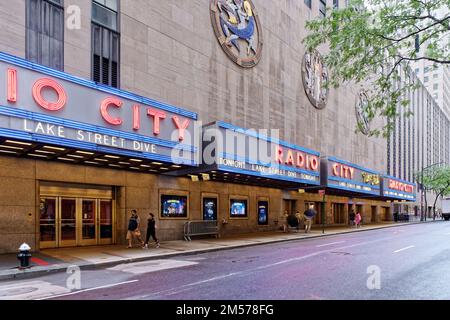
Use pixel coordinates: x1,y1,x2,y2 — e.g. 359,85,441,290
17,243,32,269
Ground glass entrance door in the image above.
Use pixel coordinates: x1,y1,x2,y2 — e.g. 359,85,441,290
39,193,114,248
39,198,58,249
60,198,77,247
99,200,113,245
80,199,97,246
332,203,345,224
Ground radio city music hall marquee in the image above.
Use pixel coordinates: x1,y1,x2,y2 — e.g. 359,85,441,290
382,176,416,201
0,54,198,165
202,122,321,185
322,157,381,195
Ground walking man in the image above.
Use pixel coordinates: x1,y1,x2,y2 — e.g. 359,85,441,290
144,213,160,248
303,204,317,233
349,210,356,228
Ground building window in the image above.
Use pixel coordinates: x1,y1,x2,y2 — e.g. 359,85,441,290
92,0,120,88
424,76,429,83
304,0,312,9
319,0,327,17
424,66,430,73
433,83,439,90
26,0,64,71
415,68,420,74
433,73,438,79
333,0,339,9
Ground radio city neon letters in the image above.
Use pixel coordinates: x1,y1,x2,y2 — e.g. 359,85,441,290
388,179,414,193
101,97,123,125
147,109,166,135
172,116,190,141
5,68,191,140
7,68,17,103
276,146,318,171
132,104,140,130
332,163,355,179
32,78,67,111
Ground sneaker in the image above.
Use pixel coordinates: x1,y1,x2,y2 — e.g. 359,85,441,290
156,243,160,248
143,244,148,249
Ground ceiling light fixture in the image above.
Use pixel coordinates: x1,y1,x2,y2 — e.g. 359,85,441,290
5,140,32,146
43,146,66,151
76,151,94,155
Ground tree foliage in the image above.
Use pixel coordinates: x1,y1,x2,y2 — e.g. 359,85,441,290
303,0,450,137
416,166,450,196
414,166,450,216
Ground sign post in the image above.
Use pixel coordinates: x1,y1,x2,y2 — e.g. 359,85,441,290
319,189,326,234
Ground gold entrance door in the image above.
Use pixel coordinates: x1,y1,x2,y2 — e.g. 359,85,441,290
59,198,77,247
39,197,58,249
79,199,97,246
39,184,115,249
98,200,113,245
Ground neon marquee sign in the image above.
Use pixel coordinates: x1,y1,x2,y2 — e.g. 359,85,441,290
6,69,191,141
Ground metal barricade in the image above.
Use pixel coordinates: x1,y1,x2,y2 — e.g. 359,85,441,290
184,220,219,241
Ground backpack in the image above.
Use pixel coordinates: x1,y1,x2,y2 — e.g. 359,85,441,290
128,218,138,231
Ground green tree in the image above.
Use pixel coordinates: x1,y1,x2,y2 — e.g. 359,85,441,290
414,166,450,219
303,0,450,137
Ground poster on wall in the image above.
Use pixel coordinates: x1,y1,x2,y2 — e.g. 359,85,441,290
258,201,269,225
203,198,218,221
230,199,248,218
161,195,188,218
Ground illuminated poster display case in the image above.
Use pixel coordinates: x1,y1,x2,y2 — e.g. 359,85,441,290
230,198,248,219
160,194,189,219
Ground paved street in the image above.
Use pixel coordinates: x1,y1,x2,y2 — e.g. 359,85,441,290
1,221,449,300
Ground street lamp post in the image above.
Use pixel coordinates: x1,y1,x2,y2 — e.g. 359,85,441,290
322,192,326,234
318,189,326,234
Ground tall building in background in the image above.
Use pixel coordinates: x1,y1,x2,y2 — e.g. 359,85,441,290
414,63,450,119
387,65,450,218
412,7,450,118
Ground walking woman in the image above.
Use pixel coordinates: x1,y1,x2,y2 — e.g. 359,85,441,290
144,213,160,248
355,212,362,228
127,210,144,248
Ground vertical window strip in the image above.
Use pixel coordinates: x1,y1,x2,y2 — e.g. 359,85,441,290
26,0,64,70
91,1,120,89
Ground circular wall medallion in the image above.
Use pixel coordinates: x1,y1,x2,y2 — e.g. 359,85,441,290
301,50,329,109
210,0,263,68
355,90,370,135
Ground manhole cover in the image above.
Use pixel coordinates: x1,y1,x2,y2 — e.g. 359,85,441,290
0,287,39,297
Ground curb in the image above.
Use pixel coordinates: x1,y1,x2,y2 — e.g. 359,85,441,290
0,220,442,281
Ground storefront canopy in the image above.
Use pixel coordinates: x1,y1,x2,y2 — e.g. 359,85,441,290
320,156,382,198
177,121,321,188
0,52,199,172
381,175,416,201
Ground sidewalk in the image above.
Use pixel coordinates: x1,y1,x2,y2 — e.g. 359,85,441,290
0,220,440,281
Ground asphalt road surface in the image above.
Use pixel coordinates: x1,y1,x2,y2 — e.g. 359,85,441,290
1,221,450,300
